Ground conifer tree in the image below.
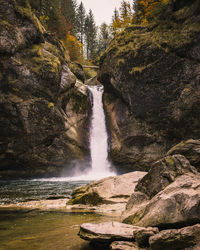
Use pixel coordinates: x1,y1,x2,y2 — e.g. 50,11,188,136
98,23,112,52
76,2,86,43
84,9,97,60
111,7,121,34
119,0,132,26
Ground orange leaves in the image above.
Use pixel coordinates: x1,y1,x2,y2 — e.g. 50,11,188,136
64,32,83,61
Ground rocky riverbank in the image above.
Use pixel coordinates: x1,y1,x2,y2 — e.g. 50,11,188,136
67,139,200,249
0,140,199,249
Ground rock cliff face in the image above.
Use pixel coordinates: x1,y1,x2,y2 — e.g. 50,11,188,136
0,0,91,179
98,0,200,173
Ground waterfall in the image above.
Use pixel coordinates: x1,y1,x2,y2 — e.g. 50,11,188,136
34,85,115,182
87,85,115,179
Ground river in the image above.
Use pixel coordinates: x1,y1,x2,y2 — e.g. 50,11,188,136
0,179,116,250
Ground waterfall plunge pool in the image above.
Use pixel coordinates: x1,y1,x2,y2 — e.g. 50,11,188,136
0,179,118,250
0,85,118,250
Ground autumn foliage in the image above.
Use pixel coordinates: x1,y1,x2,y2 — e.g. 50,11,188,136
64,32,84,62
133,0,161,24
111,0,167,33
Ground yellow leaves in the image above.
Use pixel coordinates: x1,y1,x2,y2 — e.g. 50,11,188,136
48,102,54,108
134,0,162,25
112,1,133,32
112,17,122,30
39,15,49,30
64,32,84,62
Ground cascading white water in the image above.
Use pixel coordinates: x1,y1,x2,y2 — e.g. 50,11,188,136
87,85,115,179
36,85,115,182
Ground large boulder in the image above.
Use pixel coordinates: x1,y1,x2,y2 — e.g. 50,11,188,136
68,171,147,205
149,224,200,250
135,154,197,199
123,173,200,229
0,0,91,179
78,221,158,244
98,0,200,173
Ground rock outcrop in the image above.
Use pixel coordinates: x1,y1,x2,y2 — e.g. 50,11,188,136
134,154,197,199
98,0,200,173
122,151,200,229
123,173,200,228
0,0,91,179
77,141,200,249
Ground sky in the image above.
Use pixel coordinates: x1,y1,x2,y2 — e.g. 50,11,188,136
77,0,132,26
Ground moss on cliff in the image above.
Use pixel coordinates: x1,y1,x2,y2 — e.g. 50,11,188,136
21,42,62,81
13,0,44,34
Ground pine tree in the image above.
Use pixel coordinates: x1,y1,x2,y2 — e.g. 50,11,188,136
76,2,86,43
98,23,112,52
111,7,121,34
84,9,97,60
112,8,120,22
119,0,132,27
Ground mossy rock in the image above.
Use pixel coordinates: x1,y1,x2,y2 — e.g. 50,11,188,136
22,42,62,81
69,62,85,82
68,191,103,206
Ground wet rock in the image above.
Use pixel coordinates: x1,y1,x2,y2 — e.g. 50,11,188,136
98,0,200,172
79,221,157,244
66,202,128,217
0,199,69,210
123,173,200,228
68,171,147,205
149,224,200,250
134,227,159,248
110,241,140,250
167,139,200,172
135,154,197,199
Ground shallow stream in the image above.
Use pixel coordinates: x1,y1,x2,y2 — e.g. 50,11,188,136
0,180,113,250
